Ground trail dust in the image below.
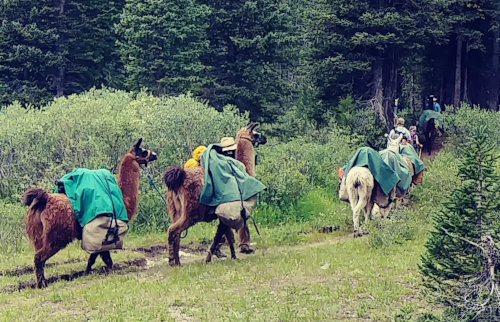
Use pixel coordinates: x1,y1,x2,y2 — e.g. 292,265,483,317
0,228,350,293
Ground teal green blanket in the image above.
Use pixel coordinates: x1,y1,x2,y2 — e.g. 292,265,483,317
200,144,266,206
343,147,399,195
55,169,128,227
379,150,412,193
419,110,444,129
400,145,426,174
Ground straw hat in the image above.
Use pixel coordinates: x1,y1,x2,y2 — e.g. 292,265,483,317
220,137,237,152
397,117,405,126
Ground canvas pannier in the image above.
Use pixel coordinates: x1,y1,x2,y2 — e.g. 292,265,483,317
81,215,129,254
215,195,257,230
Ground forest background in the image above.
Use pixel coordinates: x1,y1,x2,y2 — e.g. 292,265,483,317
1,0,500,320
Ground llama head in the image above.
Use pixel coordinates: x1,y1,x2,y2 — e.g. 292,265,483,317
387,133,402,153
133,138,158,166
236,122,267,147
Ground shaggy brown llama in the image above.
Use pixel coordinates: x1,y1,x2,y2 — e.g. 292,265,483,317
163,123,266,266
22,139,157,288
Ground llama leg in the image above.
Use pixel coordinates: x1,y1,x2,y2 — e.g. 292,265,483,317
206,222,226,263
349,195,360,237
34,245,61,288
100,251,114,269
225,226,237,260
85,253,99,274
167,217,190,266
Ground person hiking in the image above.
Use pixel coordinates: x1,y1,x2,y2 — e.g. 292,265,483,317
409,125,423,152
388,117,411,147
432,97,442,113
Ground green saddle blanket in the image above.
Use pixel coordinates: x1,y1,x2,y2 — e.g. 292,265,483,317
378,149,413,193
400,145,425,174
418,110,444,129
55,169,128,227
342,147,399,195
199,144,266,206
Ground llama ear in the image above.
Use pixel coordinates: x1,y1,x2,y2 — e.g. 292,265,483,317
249,122,259,131
134,138,143,151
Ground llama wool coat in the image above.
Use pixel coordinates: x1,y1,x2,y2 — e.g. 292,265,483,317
55,169,128,227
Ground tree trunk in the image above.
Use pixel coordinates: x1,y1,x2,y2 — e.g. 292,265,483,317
487,28,499,111
371,57,387,127
454,36,463,108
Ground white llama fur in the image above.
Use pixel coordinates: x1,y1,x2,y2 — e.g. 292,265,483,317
343,166,375,236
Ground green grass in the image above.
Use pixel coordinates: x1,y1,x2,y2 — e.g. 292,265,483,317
1,152,460,321
0,232,436,321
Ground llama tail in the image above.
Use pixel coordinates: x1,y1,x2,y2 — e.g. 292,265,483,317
22,188,48,211
352,180,369,215
164,165,186,192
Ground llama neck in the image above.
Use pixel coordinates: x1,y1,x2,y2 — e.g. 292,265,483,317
117,152,140,221
236,139,255,177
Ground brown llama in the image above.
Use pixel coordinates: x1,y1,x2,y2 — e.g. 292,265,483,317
164,123,266,266
22,139,157,288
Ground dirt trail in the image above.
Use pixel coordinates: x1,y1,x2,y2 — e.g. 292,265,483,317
0,231,352,293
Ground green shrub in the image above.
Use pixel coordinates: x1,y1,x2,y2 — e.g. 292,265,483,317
0,88,249,233
0,201,25,253
366,208,419,250
445,103,500,149
257,123,362,209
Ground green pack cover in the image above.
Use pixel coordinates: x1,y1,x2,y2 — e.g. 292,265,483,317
418,110,444,129
55,169,128,227
400,145,425,174
199,144,266,206
378,149,413,193
343,147,400,195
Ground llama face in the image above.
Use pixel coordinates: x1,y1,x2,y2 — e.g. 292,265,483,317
248,123,267,147
133,138,158,165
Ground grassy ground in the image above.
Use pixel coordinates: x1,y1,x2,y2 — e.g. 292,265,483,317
0,229,433,321
0,152,453,321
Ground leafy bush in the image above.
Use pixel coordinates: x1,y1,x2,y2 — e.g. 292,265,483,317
0,201,25,253
257,122,362,209
366,208,419,250
445,103,500,149
0,88,248,233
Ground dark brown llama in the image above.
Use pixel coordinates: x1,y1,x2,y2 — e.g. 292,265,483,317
164,123,266,266
22,139,157,288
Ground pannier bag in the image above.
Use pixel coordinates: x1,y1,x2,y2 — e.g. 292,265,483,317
81,215,129,254
215,195,257,230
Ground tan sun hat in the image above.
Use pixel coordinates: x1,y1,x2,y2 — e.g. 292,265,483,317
220,137,237,152
397,117,405,126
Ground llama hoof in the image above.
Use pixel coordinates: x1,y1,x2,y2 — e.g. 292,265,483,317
240,246,255,254
213,249,227,258
205,253,213,263
169,259,180,267
353,231,363,238
37,279,48,289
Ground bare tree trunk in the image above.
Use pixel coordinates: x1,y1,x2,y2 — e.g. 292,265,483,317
371,57,387,128
487,28,499,111
454,36,463,108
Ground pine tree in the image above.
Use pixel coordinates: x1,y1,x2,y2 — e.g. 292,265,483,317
199,0,297,121
420,125,500,320
116,0,210,96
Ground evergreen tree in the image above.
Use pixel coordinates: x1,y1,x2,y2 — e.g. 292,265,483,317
420,126,500,320
200,0,297,121
0,0,125,107
0,0,61,107
116,0,210,96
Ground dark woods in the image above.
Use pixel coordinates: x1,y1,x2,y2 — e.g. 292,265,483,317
1,0,499,125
